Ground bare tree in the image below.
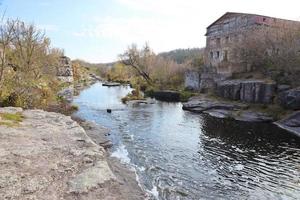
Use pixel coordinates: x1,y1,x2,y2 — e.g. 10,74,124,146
231,24,300,74
119,43,154,85
0,19,16,83
11,20,48,79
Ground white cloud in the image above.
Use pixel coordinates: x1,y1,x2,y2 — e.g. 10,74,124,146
73,16,204,52
72,0,300,61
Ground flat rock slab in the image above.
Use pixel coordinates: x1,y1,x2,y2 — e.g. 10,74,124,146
0,107,143,200
183,96,274,123
68,161,115,194
183,96,248,111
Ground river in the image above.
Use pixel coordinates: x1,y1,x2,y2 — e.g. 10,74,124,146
73,82,300,200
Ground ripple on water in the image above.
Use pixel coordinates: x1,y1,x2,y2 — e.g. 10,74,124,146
74,83,300,200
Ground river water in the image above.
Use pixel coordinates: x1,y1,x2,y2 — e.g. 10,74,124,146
73,82,300,200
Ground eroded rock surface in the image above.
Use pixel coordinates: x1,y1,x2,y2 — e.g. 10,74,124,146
0,107,144,200
279,87,300,110
183,96,274,122
275,111,300,137
216,79,276,104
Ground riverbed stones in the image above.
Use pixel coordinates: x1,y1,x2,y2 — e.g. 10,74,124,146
278,87,300,110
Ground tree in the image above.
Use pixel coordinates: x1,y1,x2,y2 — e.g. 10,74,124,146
0,18,64,108
0,19,15,83
119,43,154,85
231,24,300,74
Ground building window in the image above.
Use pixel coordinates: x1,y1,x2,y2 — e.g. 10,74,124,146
216,51,220,59
210,51,213,59
224,50,228,61
216,38,221,46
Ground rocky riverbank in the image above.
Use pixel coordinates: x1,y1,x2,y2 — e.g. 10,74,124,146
0,107,145,200
183,95,274,122
183,95,300,137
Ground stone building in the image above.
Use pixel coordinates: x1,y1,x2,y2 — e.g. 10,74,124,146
57,56,74,83
204,12,300,76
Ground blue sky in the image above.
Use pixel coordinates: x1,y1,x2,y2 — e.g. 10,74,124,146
2,0,300,63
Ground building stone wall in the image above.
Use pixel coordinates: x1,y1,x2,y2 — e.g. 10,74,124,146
204,12,300,76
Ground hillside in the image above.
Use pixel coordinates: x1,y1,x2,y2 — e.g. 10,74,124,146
158,48,204,64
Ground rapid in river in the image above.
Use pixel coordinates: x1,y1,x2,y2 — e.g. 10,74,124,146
73,82,300,200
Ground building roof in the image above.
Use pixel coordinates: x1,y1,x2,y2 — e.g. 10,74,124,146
206,12,300,29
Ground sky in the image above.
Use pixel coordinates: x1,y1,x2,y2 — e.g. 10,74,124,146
2,0,300,63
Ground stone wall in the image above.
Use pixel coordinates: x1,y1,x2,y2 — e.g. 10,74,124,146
57,56,74,83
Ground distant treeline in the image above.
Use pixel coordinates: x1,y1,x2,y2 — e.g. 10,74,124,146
158,48,204,64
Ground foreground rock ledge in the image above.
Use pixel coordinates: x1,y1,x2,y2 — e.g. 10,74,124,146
0,107,143,200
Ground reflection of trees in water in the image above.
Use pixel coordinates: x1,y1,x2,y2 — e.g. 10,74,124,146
201,114,300,151
198,114,300,170
198,114,300,172
198,115,300,197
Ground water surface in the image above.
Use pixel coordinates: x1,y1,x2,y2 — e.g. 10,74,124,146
74,82,300,200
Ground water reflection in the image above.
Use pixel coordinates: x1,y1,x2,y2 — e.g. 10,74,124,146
199,116,300,199
74,82,300,200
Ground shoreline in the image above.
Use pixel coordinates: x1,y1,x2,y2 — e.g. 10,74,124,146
182,94,300,137
74,117,147,199
0,107,146,199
